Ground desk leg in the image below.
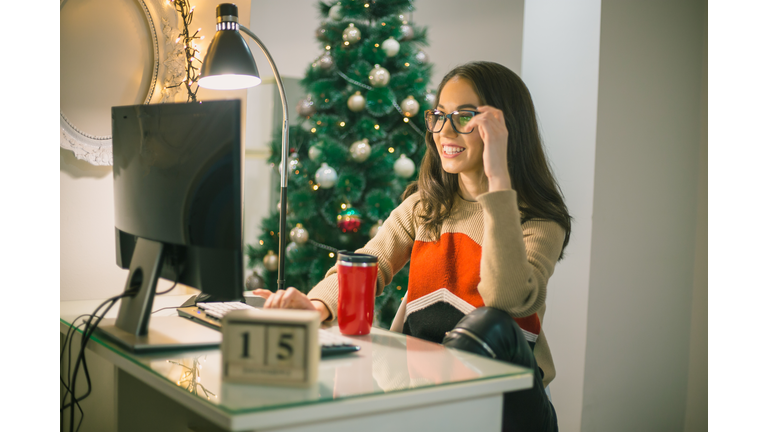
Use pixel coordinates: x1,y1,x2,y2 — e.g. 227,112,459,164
117,369,226,432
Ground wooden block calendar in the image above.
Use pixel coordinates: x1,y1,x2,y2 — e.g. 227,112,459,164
221,308,320,387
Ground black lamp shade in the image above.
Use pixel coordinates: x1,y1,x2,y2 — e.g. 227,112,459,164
199,24,261,90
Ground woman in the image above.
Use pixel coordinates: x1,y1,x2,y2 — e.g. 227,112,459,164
255,61,571,431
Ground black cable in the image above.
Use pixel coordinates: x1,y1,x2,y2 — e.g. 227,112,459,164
155,280,179,295
65,290,136,432
60,316,90,432
156,257,182,295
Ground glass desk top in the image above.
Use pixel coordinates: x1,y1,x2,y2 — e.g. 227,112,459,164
61,297,531,416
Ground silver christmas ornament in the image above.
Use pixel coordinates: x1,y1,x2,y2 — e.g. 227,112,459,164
342,23,362,45
315,25,328,41
308,145,322,162
369,219,384,238
263,250,278,271
415,50,429,64
286,241,299,260
400,95,420,118
349,138,371,162
329,3,343,21
394,154,416,178
424,91,437,109
315,162,338,189
382,37,400,57
290,223,309,244
296,96,316,117
318,52,334,70
245,271,266,290
399,23,414,41
368,64,390,88
347,91,366,112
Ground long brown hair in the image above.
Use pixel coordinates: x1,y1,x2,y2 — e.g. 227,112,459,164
403,61,572,259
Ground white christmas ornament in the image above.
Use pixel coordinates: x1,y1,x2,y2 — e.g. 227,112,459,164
329,3,343,21
308,145,322,162
290,223,309,244
342,23,362,45
400,95,420,117
382,37,400,57
315,163,338,188
347,91,366,112
349,138,371,162
394,154,416,178
369,64,390,88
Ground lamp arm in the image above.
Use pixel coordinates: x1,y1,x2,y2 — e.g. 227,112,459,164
240,25,289,292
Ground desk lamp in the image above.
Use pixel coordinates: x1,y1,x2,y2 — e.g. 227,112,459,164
199,3,289,291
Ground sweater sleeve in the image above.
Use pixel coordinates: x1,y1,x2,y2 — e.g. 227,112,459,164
476,189,565,317
307,193,419,321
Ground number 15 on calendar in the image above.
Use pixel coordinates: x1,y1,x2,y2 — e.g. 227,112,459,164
221,309,320,387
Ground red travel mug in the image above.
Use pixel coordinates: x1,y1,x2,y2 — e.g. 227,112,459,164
337,252,378,335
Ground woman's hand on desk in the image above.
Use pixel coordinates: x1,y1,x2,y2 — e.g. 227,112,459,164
252,288,331,321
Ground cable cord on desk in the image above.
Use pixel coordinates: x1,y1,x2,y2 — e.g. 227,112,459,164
60,289,136,432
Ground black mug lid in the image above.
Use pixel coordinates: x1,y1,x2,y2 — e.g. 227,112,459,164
337,251,378,264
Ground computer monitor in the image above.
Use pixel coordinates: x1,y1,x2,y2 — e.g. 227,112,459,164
98,99,244,352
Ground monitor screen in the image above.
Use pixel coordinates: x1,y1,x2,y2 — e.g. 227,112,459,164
112,99,244,302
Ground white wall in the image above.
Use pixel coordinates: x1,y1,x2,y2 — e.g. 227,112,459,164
247,0,523,83
581,1,705,431
521,2,602,430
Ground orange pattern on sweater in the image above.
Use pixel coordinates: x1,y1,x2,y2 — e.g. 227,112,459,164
408,232,541,337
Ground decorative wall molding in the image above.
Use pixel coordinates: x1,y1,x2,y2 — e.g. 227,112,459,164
60,0,171,166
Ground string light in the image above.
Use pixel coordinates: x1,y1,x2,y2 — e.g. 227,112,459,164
339,122,346,127
329,252,335,258
403,118,410,123
374,124,380,130
388,147,395,153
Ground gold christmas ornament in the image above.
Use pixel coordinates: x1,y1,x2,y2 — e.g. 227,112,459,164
347,91,366,112
349,138,372,162
400,95,420,117
342,23,362,45
290,223,309,244
263,250,278,271
368,64,390,88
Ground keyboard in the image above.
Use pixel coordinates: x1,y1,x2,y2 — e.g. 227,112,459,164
177,302,361,357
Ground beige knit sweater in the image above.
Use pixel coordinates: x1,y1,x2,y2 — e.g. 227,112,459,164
308,189,565,387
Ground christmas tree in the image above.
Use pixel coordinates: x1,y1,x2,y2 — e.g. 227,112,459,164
247,0,434,328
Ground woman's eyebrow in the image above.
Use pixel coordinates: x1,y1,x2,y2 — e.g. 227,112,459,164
436,103,479,110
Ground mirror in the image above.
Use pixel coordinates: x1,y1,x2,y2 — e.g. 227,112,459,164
60,0,177,166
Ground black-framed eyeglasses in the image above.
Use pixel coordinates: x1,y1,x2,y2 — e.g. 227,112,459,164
424,109,479,134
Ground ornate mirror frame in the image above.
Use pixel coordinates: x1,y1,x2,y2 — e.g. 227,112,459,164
60,0,182,166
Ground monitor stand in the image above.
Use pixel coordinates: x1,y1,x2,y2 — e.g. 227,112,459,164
96,238,221,353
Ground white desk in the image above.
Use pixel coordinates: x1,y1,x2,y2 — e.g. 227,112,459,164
61,296,533,432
